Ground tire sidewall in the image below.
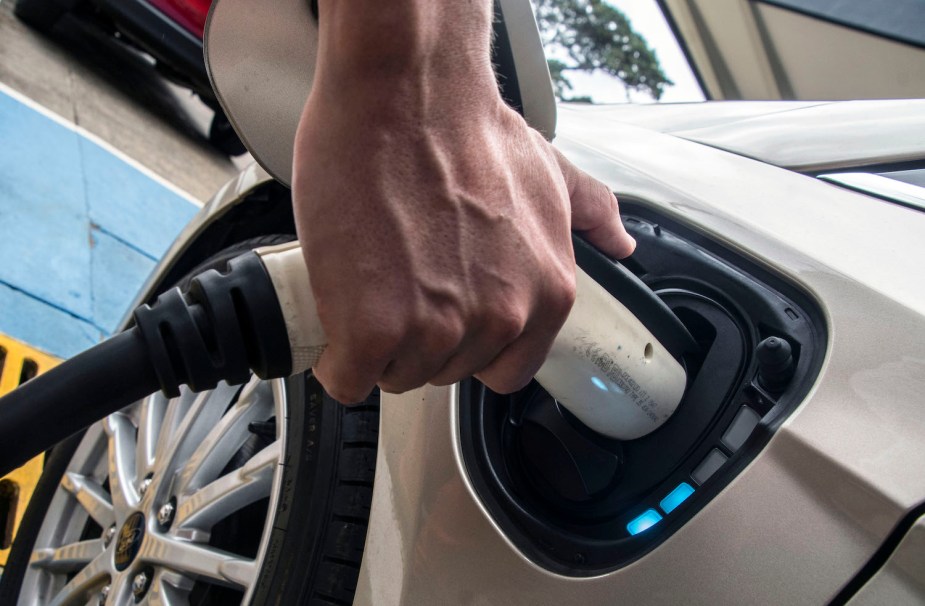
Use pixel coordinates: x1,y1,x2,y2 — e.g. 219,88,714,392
0,432,83,604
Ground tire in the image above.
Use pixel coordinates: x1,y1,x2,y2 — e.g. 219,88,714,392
0,236,379,605
209,111,248,157
13,0,67,32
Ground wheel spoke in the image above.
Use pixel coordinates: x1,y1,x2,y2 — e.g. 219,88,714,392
17,370,288,604
152,389,195,463
175,441,280,530
136,393,168,481
142,580,186,606
175,378,274,494
60,472,114,528
30,539,104,573
103,413,139,512
142,534,256,589
150,388,202,474
45,552,109,606
105,569,133,606
151,383,240,500
140,570,193,606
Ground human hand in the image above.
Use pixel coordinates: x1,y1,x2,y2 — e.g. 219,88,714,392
291,0,634,403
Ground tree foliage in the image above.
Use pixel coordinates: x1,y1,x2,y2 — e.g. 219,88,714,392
534,0,672,101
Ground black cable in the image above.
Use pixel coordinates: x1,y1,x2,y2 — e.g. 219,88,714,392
0,329,159,476
0,251,292,478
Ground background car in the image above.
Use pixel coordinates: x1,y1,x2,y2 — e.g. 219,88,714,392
1,0,924,604
13,0,246,155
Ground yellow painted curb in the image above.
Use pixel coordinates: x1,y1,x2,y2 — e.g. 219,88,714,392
0,334,60,567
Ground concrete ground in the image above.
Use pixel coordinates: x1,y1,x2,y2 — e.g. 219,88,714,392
0,0,245,201
0,0,257,358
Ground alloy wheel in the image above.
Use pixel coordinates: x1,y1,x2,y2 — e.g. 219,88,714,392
18,376,286,605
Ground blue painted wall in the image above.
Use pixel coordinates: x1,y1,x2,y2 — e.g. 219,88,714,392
0,91,198,358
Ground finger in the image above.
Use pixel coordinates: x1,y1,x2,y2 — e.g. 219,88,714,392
475,321,560,394
378,352,452,394
428,315,522,387
475,278,575,394
579,197,636,259
377,318,465,394
552,147,636,259
313,332,394,404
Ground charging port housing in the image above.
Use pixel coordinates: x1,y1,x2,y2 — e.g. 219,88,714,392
458,201,826,575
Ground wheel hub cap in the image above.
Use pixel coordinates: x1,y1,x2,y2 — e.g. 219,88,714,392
114,512,145,571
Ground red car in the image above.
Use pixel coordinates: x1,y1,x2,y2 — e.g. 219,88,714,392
14,0,246,155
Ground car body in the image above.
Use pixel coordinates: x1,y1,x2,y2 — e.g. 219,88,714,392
3,0,925,604
111,98,925,606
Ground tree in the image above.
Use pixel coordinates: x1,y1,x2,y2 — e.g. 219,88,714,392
534,0,672,102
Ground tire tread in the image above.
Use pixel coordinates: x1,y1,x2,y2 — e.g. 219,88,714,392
307,409,378,604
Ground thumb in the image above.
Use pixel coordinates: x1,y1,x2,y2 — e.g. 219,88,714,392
552,147,636,259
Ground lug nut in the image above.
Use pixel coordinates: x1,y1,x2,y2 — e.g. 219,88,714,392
102,524,116,547
139,474,153,497
98,584,110,605
157,500,176,529
132,570,151,600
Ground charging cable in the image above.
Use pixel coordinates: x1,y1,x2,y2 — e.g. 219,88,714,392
0,242,687,477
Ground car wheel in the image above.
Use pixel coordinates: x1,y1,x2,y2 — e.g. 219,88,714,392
209,111,248,157
13,0,67,33
0,236,379,605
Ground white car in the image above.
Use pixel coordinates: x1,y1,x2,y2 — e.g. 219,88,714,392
2,0,924,604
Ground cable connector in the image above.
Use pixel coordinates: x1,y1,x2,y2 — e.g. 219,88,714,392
133,252,292,396
255,242,328,375
254,240,688,440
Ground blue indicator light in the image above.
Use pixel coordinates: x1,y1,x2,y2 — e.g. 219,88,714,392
591,376,608,391
627,509,663,536
660,482,695,514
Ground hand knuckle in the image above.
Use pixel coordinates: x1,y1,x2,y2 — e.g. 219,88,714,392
485,304,526,343
555,275,577,312
421,316,465,354
349,321,404,360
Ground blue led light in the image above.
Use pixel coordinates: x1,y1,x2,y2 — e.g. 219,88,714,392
591,376,608,391
660,482,695,514
626,509,663,536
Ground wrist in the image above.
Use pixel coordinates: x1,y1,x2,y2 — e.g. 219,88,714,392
312,0,501,115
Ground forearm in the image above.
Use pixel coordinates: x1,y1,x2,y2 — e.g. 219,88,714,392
312,0,501,120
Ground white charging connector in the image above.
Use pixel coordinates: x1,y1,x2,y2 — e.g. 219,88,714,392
257,241,685,440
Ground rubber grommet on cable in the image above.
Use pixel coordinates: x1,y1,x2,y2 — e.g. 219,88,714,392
134,252,292,396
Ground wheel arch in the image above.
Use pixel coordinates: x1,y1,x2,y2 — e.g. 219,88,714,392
119,167,295,326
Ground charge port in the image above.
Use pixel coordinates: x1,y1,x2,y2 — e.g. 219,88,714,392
459,203,825,575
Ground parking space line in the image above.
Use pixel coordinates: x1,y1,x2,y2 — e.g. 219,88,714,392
0,82,203,208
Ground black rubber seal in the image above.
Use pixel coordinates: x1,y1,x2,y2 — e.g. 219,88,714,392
573,235,699,363
134,251,292,395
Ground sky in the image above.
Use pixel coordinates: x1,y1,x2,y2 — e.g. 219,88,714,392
553,0,705,104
